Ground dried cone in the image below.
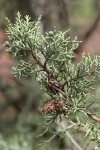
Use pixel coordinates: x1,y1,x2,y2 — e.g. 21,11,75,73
42,103,55,114
54,100,67,115
42,100,68,115
46,77,63,94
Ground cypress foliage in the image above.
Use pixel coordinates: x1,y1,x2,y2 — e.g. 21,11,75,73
4,12,100,146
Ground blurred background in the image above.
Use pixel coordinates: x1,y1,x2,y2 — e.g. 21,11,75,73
0,0,100,149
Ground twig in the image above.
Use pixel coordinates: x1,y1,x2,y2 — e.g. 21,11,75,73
87,112,100,123
31,51,50,74
60,120,83,150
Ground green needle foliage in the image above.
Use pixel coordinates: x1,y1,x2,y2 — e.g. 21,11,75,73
4,12,100,144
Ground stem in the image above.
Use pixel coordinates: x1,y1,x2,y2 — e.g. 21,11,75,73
87,112,100,123
31,51,50,74
60,120,83,150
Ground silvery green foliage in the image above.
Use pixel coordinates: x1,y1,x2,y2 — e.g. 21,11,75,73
4,12,100,142
5,12,41,59
12,60,34,79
